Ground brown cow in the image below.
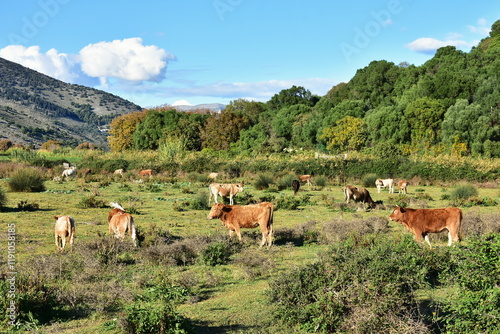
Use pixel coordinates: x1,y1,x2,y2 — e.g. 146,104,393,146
138,169,153,177
54,215,75,252
397,180,409,194
207,202,274,248
388,206,463,248
209,183,244,205
108,202,137,246
298,174,312,186
343,185,376,208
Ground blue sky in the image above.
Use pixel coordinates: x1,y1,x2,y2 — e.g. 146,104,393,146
0,0,498,108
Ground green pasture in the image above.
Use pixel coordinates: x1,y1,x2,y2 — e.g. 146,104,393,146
0,169,499,333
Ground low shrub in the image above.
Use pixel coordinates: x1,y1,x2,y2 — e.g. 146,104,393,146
362,173,378,188
78,195,106,209
17,200,40,211
8,168,45,192
200,241,233,266
450,183,478,201
276,174,296,191
253,173,274,190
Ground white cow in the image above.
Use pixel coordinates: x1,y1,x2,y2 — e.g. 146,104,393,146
209,183,244,205
375,178,394,193
62,166,76,180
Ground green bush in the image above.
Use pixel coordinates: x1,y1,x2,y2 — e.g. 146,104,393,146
78,195,106,208
8,168,45,192
438,234,500,333
253,173,274,190
450,183,478,201
313,175,327,188
200,242,233,266
276,174,296,191
121,280,193,334
0,186,6,210
270,234,439,333
102,159,129,173
362,173,378,188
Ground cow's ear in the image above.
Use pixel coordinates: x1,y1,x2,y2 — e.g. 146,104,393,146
398,206,405,213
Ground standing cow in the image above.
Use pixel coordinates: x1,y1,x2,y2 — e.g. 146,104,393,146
54,215,75,252
375,178,394,193
298,175,312,186
207,202,274,248
62,166,76,180
397,180,409,194
209,183,244,205
389,206,463,248
108,202,137,246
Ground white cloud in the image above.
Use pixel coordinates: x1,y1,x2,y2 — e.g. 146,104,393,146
405,37,470,54
79,38,174,83
0,45,80,83
467,18,490,36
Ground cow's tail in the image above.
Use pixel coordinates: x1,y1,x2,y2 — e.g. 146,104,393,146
128,216,137,247
268,206,274,247
457,209,463,242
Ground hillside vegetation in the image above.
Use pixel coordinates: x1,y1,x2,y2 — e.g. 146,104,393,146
0,57,141,148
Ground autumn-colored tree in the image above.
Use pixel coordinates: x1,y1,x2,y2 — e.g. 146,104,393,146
107,110,148,152
40,140,62,151
320,116,367,153
200,110,250,150
0,139,13,151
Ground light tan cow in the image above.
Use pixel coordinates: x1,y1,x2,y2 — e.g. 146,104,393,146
54,215,75,252
208,172,219,180
298,174,312,186
114,169,124,176
397,180,409,194
375,178,394,193
108,202,137,246
209,183,244,205
207,202,274,248
389,206,462,248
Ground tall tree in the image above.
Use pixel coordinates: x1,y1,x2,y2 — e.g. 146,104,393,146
404,97,447,147
200,110,250,150
107,110,148,152
267,86,319,111
320,116,367,153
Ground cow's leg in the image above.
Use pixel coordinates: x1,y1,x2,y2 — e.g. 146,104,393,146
423,233,432,249
259,232,268,248
69,230,74,252
60,234,66,251
55,235,61,252
229,195,234,205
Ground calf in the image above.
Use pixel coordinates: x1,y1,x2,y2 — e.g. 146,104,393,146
209,183,244,205
343,185,376,208
298,174,312,186
138,169,153,177
54,215,75,252
207,202,274,248
397,180,409,194
375,178,394,193
389,206,463,248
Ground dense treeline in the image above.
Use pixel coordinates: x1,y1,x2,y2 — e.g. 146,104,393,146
108,20,500,157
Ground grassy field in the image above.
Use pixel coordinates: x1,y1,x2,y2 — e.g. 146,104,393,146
1,166,499,333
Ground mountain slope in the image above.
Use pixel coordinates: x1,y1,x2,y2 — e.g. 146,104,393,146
0,57,142,148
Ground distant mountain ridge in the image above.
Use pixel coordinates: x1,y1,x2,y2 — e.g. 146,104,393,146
172,103,226,112
0,57,142,148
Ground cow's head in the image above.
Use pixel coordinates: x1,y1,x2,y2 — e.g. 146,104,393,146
388,206,405,221
207,203,225,219
375,179,383,186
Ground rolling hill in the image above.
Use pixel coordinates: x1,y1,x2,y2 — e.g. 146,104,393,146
0,57,143,148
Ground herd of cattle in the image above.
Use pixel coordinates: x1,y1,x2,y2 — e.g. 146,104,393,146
52,171,463,253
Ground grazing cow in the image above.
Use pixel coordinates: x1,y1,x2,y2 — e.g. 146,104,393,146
207,202,274,248
54,215,75,252
208,172,219,180
138,169,153,177
62,162,70,169
389,206,463,248
343,185,376,208
114,169,124,176
108,202,137,246
62,166,76,180
292,179,300,196
209,183,244,205
376,178,394,193
397,180,409,194
298,174,312,186
80,168,92,178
